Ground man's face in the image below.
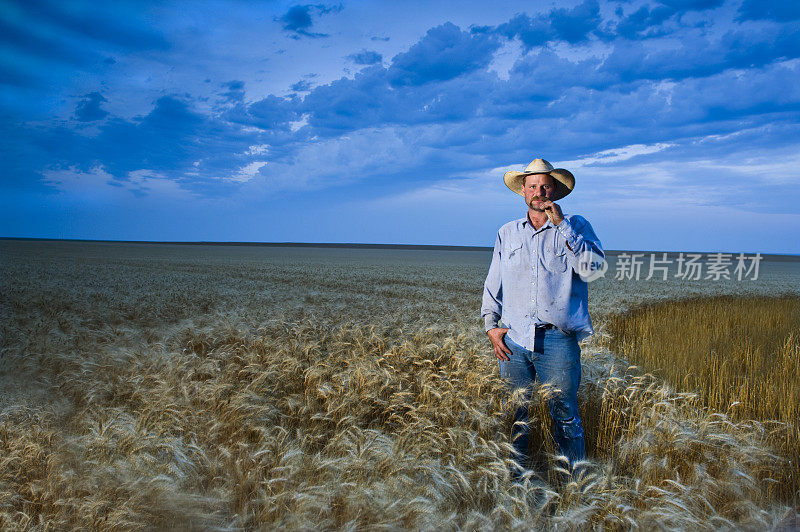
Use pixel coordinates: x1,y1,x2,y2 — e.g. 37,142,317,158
523,173,556,211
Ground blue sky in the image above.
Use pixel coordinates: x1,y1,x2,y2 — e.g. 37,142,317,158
1,0,799,253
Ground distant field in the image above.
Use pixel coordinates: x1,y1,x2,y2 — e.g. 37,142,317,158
1,241,799,529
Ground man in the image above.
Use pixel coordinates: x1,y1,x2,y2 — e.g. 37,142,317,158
481,158,603,479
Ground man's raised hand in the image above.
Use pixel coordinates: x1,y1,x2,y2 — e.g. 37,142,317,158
540,199,564,226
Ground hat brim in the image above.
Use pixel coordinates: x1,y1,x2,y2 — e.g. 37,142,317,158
503,168,575,201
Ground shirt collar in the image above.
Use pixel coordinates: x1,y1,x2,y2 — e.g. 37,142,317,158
522,215,554,234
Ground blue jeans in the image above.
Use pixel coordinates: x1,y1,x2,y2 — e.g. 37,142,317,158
500,329,585,476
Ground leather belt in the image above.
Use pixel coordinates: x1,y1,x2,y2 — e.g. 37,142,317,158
535,323,555,330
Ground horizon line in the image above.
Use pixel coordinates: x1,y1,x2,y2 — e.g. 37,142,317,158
1,236,799,259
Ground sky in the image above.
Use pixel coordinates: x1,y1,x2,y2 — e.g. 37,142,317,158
1,0,799,253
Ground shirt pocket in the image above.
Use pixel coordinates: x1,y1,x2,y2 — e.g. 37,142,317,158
545,237,568,273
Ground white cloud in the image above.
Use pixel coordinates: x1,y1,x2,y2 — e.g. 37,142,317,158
241,127,426,193
245,144,270,155
227,161,268,183
562,142,676,168
687,143,800,185
289,113,310,132
42,166,198,200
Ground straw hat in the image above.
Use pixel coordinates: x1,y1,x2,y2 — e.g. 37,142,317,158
503,158,575,200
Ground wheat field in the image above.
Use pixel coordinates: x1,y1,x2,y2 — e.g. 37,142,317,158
604,295,800,503
1,240,799,530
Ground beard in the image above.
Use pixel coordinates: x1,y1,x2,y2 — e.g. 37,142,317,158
528,196,546,211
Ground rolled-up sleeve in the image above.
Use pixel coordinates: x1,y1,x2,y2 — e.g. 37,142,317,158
481,232,503,332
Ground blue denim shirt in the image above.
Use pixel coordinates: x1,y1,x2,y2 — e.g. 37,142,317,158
481,213,604,349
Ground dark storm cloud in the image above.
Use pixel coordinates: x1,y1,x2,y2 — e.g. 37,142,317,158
4,95,273,197
297,63,500,135
84,96,207,179
546,0,605,43
299,66,392,133
293,23,507,134
347,50,383,65
612,4,675,39
486,58,800,154
387,22,501,86
291,79,314,92
220,81,246,103
73,92,109,122
492,0,602,49
279,5,317,35
276,4,342,39
668,62,800,122
599,24,800,83
603,0,729,41
225,95,299,131
502,49,611,95
721,25,800,67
